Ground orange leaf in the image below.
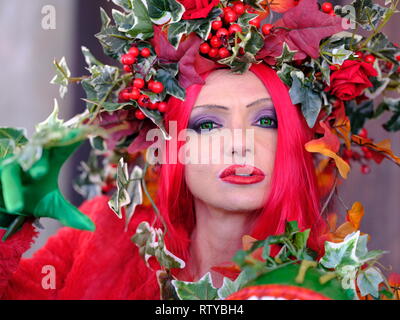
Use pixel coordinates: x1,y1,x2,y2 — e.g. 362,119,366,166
261,0,299,13
346,201,364,230
305,121,350,179
242,234,258,250
351,136,400,165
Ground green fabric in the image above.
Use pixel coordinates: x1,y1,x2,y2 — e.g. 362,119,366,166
0,138,95,239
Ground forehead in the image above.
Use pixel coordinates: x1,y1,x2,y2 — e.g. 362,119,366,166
194,69,270,107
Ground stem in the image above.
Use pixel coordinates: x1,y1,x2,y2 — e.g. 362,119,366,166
141,162,167,235
320,174,339,216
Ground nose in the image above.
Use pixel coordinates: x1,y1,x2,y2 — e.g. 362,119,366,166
227,128,255,164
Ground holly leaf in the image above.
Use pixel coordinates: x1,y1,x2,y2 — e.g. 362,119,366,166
81,46,104,67
172,272,219,300
366,33,400,64
357,267,385,298
124,165,143,229
146,0,185,25
155,68,185,100
50,57,71,99
275,42,297,67
375,98,400,132
138,106,171,140
95,25,130,58
351,0,389,31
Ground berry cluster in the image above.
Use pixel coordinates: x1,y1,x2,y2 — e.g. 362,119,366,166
198,1,273,60
118,46,167,120
342,128,376,175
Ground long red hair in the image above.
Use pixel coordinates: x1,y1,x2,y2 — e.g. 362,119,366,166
155,63,324,268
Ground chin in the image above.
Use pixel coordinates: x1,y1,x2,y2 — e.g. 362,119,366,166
214,190,267,212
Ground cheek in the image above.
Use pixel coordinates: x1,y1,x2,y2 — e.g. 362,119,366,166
254,129,277,172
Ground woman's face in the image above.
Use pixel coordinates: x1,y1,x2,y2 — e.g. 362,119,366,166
184,69,278,212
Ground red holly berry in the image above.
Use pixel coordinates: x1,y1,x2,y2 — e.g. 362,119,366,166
362,147,373,159
364,54,376,63
120,89,131,101
219,47,231,58
249,16,261,28
358,128,368,138
208,48,219,58
396,55,400,61
328,10,336,16
216,28,229,39
158,102,168,113
141,48,151,58
355,51,364,59
343,149,353,159
121,54,136,65
151,81,164,94
361,164,371,174
352,151,361,161
128,46,140,57
123,65,132,73
129,88,141,100
212,20,223,30
210,36,222,48
229,24,242,34
233,3,246,15
321,2,333,13
135,109,146,120
149,102,159,110
138,94,150,108
262,23,273,35
133,78,145,89
147,80,155,91
224,10,238,23
200,42,211,54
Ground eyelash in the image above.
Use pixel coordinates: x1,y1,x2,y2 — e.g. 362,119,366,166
193,116,278,133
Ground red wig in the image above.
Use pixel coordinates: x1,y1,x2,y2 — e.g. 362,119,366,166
155,63,324,270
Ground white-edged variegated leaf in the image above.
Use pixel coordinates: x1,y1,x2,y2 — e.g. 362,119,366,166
50,57,71,99
357,267,385,298
132,221,185,270
217,270,251,299
125,165,143,230
172,272,219,300
108,158,131,218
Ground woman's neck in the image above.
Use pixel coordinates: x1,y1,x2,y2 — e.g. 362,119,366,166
179,199,257,288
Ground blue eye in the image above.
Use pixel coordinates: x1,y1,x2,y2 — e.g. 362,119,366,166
255,116,277,128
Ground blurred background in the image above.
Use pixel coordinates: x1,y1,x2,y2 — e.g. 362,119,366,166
0,0,399,271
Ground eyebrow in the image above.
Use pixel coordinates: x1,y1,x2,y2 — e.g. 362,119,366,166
193,98,272,110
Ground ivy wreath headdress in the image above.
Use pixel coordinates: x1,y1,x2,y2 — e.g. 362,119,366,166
1,0,400,300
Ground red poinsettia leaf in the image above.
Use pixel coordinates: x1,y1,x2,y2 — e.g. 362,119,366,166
257,0,344,63
127,121,157,154
151,26,219,89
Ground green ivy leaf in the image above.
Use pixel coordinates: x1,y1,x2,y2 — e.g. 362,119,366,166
376,98,400,132
217,271,251,299
0,128,28,158
138,106,171,140
172,272,219,300
50,57,71,99
289,72,322,128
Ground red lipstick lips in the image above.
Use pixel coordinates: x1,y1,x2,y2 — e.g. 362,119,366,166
219,164,265,185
